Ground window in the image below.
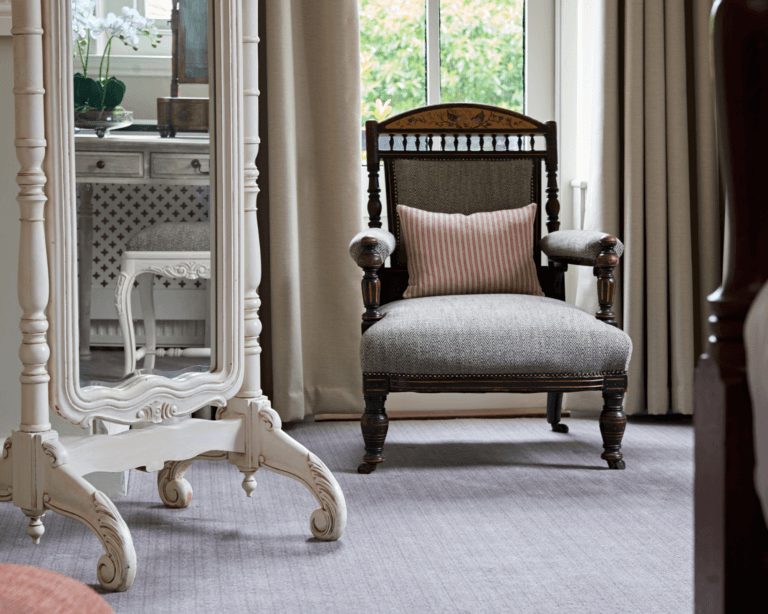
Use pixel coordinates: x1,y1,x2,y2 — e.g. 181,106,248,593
96,0,173,59
360,0,527,124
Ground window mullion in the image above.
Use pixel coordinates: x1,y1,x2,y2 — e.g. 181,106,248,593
425,0,441,105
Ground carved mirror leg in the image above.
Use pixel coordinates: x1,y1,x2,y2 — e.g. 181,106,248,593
157,459,195,508
44,464,136,592
248,405,346,541
547,392,568,433
359,395,389,474
600,390,627,470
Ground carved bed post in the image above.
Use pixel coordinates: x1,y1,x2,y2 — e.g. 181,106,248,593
695,2,768,612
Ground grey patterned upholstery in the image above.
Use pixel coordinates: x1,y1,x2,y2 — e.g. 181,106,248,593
361,294,632,376
126,222,210,252
540,230,625,266
393,159,534,214
349,228,397,264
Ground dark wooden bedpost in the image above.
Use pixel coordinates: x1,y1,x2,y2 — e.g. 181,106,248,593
695,2,768,612
544,120,560,233
366,120,382,228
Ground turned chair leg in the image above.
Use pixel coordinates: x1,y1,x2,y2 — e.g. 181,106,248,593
137,273,156,371
358,394,389,474
547,392,568,433
600,389,627,469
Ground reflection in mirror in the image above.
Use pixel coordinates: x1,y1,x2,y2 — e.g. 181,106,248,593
73,0,214,388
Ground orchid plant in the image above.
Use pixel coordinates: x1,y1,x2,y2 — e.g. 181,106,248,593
72,0,162,111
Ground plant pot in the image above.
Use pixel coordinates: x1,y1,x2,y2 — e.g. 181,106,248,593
74,108,133,138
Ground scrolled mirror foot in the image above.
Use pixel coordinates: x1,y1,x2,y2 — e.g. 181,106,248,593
43,464,136,592
157,459,195,509
250,404,347,541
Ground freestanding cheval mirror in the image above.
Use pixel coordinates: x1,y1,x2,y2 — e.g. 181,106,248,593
0,0,346,592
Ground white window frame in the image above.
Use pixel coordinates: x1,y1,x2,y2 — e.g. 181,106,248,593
74,0,174,77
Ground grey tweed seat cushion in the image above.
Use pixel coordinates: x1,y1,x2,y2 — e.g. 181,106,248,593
361,294,632,376
126,222,210,252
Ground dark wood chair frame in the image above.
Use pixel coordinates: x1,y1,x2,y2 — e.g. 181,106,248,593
355,103,627,474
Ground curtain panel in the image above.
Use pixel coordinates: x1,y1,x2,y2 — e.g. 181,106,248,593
258,0,363,421
570,0,721,415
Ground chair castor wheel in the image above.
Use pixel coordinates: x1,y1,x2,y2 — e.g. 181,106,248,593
551,423,569,434
607,459,626,470
357,462,378,474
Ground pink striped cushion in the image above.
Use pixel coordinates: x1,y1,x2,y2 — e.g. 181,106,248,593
397,203,544,299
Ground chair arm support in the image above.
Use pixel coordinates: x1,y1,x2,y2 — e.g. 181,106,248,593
540,229,624,267
358,237,385,334
349,228,396,265
594,235,621,327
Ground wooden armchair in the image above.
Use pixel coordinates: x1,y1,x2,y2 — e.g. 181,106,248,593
349,103,632,474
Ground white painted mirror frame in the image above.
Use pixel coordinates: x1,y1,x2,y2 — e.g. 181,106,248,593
0,0,346,592
46,0,243,428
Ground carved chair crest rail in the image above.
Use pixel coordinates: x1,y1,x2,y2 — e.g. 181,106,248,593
349,103,631,474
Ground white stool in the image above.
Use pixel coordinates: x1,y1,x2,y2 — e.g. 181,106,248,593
116,222,211,377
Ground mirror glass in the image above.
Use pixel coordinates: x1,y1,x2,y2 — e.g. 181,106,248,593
73,0,215,388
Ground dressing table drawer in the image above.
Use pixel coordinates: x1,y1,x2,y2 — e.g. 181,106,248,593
151,153,211,178
75,152,145,178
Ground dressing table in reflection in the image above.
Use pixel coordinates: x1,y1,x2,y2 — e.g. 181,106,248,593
0,0,346,592
75,133,211,361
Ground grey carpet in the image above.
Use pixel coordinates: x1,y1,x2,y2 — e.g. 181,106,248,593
0,417,693,614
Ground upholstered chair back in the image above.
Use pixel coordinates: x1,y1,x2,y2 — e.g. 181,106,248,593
364,103,560,302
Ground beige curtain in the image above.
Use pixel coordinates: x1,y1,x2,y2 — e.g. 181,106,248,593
263,0,363,421
571,0,721,415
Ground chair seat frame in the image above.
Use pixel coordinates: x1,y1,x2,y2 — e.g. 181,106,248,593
354,103,627,474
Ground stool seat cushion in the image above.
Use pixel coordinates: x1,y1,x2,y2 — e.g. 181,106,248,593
126,222,210,252
361,294,632,376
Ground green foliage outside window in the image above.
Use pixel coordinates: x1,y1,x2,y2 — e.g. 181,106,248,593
359,0,524,126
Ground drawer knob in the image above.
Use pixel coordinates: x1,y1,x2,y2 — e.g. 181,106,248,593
191,159,210,176
96,160,105,169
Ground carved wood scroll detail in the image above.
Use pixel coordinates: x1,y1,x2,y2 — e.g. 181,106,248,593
384,106,539,131
43,489,136,592
144,263,212,280
307,453,343,540
42,440,69,468
135,402,179,424
0,437,10,501
157,459,195,508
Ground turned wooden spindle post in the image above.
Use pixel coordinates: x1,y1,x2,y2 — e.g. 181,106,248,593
238,0,263,404
544,120,560,234
12,0,51,435
594,236,619,327
365,120,382,228
695,2,768,612
358,237,383,334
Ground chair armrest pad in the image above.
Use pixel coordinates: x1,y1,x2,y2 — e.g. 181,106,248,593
349,229,396,265
540,230,625,266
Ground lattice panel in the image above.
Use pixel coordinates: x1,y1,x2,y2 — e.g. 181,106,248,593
79,183,210,290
